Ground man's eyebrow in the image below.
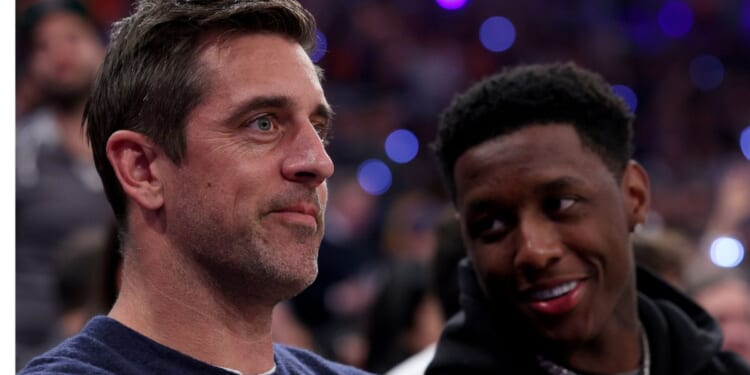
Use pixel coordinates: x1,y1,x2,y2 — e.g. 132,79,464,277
534,176,586,194
225,96,334,125
226,96,292,125
313,103,335,123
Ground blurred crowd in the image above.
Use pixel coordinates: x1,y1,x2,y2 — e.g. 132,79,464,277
15,0,750,372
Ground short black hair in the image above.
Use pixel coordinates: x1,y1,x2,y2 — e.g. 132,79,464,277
85,0,318,227
432,62,634,200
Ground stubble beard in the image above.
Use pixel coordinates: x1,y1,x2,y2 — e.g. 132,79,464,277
171,201,322,307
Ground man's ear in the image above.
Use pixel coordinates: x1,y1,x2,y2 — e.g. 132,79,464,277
106,130,164,211
621,160,650,232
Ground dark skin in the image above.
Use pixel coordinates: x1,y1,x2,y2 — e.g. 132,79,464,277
453,123,650,373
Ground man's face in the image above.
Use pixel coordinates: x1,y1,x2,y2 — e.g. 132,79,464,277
694,280,750,361
162,34,334,303
30,12,104,107
453,124,646,343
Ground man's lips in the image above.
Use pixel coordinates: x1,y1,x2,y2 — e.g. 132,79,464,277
519,277,588,315
269,204,320,228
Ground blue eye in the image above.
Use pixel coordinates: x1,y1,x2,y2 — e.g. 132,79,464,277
249,116,274,131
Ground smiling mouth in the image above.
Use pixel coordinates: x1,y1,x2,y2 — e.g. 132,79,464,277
522,279,586,315
529,280,579,301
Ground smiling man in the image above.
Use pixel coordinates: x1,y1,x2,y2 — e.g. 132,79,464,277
19,1,371,374
426,63,750,375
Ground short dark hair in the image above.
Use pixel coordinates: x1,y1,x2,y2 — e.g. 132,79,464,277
85,0,318,226
432,62,634,200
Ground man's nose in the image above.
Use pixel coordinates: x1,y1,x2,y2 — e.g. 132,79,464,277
513,214,564,276
281,121,334,188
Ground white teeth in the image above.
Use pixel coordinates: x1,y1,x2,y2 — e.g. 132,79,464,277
530,281,578,301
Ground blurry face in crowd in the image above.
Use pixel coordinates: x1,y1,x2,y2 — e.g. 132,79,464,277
694,279,750,361
453,124,649,344
160,33,334,302
30,12,104,108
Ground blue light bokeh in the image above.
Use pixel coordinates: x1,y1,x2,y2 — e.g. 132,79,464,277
310,29,328,63
689,55,724,91
623,7,666,55
385,129,419,164
611,85,638,113
709,236,745,268
741,126,750,161
357,159,392,195
436,0,467,11
658,1,694,38
479,16,516,53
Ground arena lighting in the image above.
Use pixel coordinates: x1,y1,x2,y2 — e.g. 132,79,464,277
436,0,467,11
709,236,745,268
658,1,693,38
689,55,725,91
310,29,327,63
611,85,638,113
357,159,392,195
479,16,516,53
740,126,750,161
385,129,419,164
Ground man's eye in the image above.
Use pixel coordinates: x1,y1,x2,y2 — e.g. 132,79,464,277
470,217,507,241
249,116,274,131
314,123,331,144
544,197,577,213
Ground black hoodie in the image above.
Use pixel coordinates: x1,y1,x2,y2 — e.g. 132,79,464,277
427,260,750,375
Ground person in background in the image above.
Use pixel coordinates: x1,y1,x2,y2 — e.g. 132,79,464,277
690,272,750,363
426,62,750,374
386,206,466,375
632,228,694,290
19,1,372,374
16,0,111,368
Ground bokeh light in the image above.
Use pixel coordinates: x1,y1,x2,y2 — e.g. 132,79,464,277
741,126,750,161
385,129,419,164
479,16,516,52
709,236,745,268
310,29,327,62
689,55,724,91
436,0,467,11
357,159,392,195
658,1,694,38
611,85,638,113
622,7,666,55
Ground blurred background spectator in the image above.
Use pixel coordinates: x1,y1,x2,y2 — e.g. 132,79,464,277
633,227,695,290
16,0,750,370
689,271,750,362
385,206,466,375
16,0,112,369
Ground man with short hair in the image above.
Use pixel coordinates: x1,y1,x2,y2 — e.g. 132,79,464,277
16,0,110,368
426,63,750,374
20,1,372,374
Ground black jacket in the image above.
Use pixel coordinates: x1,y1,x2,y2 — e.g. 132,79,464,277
427,260,750,375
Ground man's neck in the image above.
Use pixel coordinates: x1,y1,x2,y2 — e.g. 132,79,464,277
558,317,642,374
109,237,277,375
